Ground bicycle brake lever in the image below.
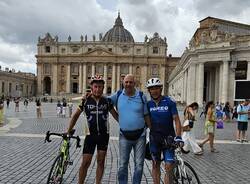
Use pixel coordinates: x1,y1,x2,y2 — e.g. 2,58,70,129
45,131,51,143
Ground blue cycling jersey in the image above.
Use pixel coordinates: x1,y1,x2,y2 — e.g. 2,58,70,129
147,96,178,137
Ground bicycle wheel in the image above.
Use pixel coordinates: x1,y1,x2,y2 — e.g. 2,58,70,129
47,154,64,184
180,161,201,184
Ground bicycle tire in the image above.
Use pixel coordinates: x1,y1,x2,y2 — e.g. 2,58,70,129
181,161,201,184
47,154,64,184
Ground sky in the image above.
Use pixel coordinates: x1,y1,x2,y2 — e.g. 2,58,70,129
1,0,250,74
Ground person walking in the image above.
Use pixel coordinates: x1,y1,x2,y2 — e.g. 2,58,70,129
146,78,183,184
199,101,218,153
56,101,61,117
24,98,29,111
223,102,231,121
66,75,118,184
14,98,20,112
182,102,203,155
6,97,10,108
110,74,151,184
67,99,73,118
62,99,67,118
36,98,42,118
236,99,250,142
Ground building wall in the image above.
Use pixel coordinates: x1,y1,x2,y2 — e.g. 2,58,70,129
36,33,179,96
0,70,36,98
168,17,250,106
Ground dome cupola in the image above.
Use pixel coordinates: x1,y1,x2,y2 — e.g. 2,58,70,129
102,13,134,43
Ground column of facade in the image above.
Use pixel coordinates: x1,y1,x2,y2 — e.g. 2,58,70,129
111,64,116,93
37,64,42,95
141,65,148,92
228,66,235,104
181,74,185,103
219,63,223,102
66,64,71,93
247,61,250,80
221,60,229,103
52,64,58,95
160,64,166,95
187,64,196,105
78,63,82,93
91,63,95,76
82,63,87,94
184,70,188,103
116,64,120,90
129,64,133,74
197,63,204,106
104,64,107,94
214,66,219,102
182,71,186,103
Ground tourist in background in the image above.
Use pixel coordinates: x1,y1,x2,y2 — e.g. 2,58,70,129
182,102,203,155
199,101,218,153
236,99,250,143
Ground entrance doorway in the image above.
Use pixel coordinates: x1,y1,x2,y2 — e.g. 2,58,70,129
72,83,78,93
43,77,51,95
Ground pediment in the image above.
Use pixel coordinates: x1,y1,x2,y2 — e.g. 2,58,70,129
85,47,114,56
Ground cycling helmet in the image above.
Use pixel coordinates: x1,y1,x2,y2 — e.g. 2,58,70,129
146,78,163,88
90,75,105,84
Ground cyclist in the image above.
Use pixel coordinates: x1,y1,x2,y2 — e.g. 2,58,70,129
146,78,183,184
66,75,118,184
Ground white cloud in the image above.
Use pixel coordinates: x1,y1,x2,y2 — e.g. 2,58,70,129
0,37,36,73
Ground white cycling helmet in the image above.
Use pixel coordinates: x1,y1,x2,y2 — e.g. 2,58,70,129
146,78,163,88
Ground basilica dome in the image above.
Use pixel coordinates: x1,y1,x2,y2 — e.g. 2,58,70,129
102,13,134,43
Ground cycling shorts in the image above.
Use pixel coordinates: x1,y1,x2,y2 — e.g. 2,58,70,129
150,136,175,163
82,134,109,154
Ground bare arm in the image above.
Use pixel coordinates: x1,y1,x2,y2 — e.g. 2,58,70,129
174,114,182,137
144,114,152,129
67,108,82,134
109,107,119,122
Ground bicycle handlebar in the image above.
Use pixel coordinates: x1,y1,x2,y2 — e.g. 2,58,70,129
45,130,81,149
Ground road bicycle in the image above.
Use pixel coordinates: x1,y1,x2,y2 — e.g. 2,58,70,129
167,137,201,184
146,136,201,184
45,129,81,184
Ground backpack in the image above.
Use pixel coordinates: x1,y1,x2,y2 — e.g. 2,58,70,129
235,104,243,119
115,89,145,110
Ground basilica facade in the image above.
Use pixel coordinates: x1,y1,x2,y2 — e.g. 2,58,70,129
36,14,179,96
168,17,250,105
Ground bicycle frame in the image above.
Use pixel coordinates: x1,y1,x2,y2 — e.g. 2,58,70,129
58,139,70,175
45,130,81,184
175,148,188,178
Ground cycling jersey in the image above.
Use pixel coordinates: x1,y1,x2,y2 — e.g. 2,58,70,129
147,96,178,137
78,96,113,135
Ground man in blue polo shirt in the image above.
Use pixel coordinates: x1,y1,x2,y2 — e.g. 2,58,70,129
237,99,250,142
110,74,151,184
146,78,183,184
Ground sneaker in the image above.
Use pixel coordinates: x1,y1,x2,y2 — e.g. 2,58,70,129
236,139,241,142
194,151,203,156
181,148,190,154
242,139,249,143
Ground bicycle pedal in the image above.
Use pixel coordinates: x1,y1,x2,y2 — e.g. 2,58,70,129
68,161,73,165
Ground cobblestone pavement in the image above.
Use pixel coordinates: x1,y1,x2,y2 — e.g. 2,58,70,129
0,102,250,184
